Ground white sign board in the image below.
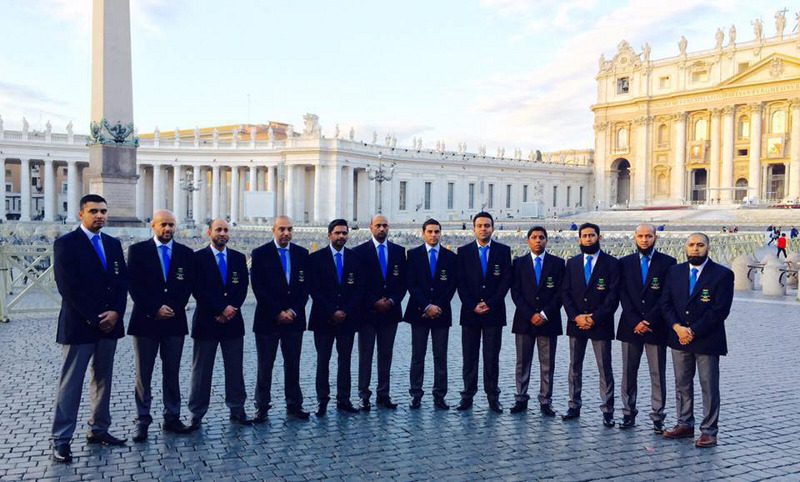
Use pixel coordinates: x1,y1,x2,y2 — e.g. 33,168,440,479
244,191,276,219
519,202,542,218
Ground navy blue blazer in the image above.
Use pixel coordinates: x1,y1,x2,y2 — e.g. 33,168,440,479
510,252,565,337
403,244,458,328
54,227,128,345
562,251,620,340
191,247,249,341
250,242,309,334
353,240,407,325
616,250,676,345
127,239,195,339
307,247,364,334
661,260,733,356
456,241,512,327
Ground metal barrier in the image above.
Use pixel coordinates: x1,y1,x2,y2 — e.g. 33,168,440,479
0,245,60,322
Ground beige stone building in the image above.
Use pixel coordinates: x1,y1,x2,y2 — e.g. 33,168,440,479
593,15,800,208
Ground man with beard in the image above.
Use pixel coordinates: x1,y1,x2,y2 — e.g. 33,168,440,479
51,194,129,463
509,226,565,417
308,219,364,416
662,233,733,448
188,219,253,428
250,215,310,422
561,222,620,427
616,223,676,432
127,210,196,442
405,218,458,410
456,212,512,413
354,215,407,411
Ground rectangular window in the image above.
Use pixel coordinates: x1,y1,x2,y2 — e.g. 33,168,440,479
567,186,572,207
5,183,11,193
737,62,749,74
505,184,512,209
617,77,630,94
691,70,708,83
424,182,432,210
61,182,68,193
579,186,584,207
523,185,529,203
399,181,407,211
487,183,494,209
447,182,454,209
468,183,475,209
552,186,558,208
659,76,670,89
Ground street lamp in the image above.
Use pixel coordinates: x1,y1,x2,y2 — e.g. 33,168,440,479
367,153,396,214
179,168,203,227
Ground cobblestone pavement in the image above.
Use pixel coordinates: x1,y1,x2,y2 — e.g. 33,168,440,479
0,293,798,481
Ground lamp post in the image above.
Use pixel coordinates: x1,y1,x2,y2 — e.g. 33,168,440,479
367,153,396,214
180,169,203,228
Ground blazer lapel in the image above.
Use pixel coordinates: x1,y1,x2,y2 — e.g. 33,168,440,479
272,244,290,288
584,252,602,293
149,239,167,286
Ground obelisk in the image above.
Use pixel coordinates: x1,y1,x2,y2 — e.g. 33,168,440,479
86,0,140,224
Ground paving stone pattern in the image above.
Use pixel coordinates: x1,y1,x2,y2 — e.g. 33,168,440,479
0,293,798,481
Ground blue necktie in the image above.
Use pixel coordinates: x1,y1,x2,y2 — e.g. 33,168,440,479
535,256,542,286
640,255,649,286
378,244,387,280
479,246,488,278
279,248,290,283
335,252,343,284
584,255,593,285
217,252,227,285
689,267,698,295
160,244,171,281
91,235,107,270
429,248,438,279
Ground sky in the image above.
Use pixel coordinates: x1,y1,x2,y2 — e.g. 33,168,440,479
0,0,791,152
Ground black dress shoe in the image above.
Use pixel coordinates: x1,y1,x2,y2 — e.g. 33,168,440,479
337,402,359,414
619,415,635,429
187,419,202,432
377,397,398,410
52,444,72,464
316,403,328,417
410,397,422,409
360,399,372,412
229,413,254,426
488,400,504,414
603,413,616,428
510,401,528,414
132,425,149,443
653,420,665,434
163,419,191,434
287,407,310,420
540,404,556,417
561,408,581,420
456,399,473,411
86,432,127,446
253,411,269,424
434,398,450,410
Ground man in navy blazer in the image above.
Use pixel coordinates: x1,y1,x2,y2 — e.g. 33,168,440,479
354,214,407,410
456,212,512,413
308,219,364,416
616,224,676,433
561,222,620,427
127,210,196,442
509,226,565,417
404,219,458,410
51,194,129,463
662,233,733,448
187,219,252,428
250,215,310,422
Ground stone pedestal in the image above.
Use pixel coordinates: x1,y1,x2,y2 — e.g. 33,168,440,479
762,256,786,296
731,255,754,291
87,144,140,225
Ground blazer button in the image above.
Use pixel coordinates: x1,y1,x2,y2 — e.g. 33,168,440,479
641,300,645,304
481,285,485,289
535,296,540,300
685,310,689,314
287,290,292,295
583,298,588,302
164,288,168,293
430,288,434,291
224,293,228,297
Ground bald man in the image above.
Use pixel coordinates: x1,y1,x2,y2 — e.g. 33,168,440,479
127,210,196,441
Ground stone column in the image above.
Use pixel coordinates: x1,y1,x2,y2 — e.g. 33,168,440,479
327,164,341,219
285,165,296,220
0,159,5,222
789,99,800,200
152,164,164,210
43,159,55,222
248,165,258,221
172,164,183,224
748,103,763,202
20,159,31,221
192,165,202,224
267,166,277,191
633,116,650,205
720,106,735,203
313,164,324,223
708,108,722,204
66,161,78,222
136,165,146,221
593,122,608,208
672,113,687,204
211,165,220,220
341,165,352,220
230,166,239,224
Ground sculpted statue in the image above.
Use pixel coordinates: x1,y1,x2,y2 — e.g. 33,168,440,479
598,53,606,71
714,28,724,50
642,43,651,63
22,116,29,134
0,114,3,131
729,24,737,46
194,125,200,140
372,131,377,144
302,113,320,136
752,18,763,41
45,120,52,134
348,126,354,141
250,126,257,142
391,136,396,148
66,121,73,135
775,10,786,39
212,128,219,143
286,124,294,138
678,35,688,55
154,126,160,140
267,126,274,141
334,123,340,138
478,145,486,156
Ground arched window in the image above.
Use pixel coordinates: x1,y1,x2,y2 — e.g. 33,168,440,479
616,127,628,150
737,116,750,139
656,172,669,195
771,110,786,134
734,178,748,202
657,124,668,146
694,118,707,141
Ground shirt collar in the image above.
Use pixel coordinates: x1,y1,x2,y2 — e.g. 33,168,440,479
372,237,387,249
154,236,173,249
330,244,344,256
583,251,600,261
210,245,227,257
639,249,655,260
476,240,491,249
426,243,439,253
80,224,101,239
689,258,709,274
530,250,546,261
274,240,290,251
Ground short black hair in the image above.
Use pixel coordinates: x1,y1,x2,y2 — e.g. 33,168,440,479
472,211,494,227
422,218,441,231
527,225,548,239
79,194,107,210
578,222,600,237
328,218,348,234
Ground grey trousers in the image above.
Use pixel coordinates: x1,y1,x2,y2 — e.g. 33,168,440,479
409,325,449,399
672,349,720,436
568,337,614,414
514,334,557,405
254,331,304,411
314,331,355,404
358,321,399,400
620,341,666,422
132,335,185,426
51,338,118,445
460,325,502,401
187,337,247,422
